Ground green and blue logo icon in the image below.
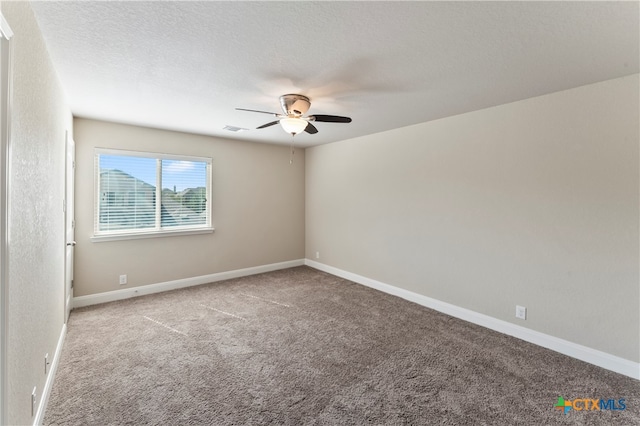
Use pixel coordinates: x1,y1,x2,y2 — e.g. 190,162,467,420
555,396,626,414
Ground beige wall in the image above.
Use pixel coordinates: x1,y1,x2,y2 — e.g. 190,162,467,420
73,118,305,297
306,74,639,363
1,2,72,425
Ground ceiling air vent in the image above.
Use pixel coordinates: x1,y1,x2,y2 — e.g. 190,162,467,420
223,125,248,132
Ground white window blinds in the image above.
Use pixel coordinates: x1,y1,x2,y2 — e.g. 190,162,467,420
94,149,212,239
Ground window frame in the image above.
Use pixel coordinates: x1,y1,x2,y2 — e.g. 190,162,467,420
91,148,214,242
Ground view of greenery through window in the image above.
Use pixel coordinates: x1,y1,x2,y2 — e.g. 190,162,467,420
97,153,210,234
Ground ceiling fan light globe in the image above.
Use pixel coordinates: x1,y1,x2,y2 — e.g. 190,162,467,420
280,118,308,135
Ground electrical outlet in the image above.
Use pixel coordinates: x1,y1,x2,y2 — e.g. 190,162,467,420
515,305,527,320
315,251,320,259
44,353,50,374
31,387,36,417
119,274,127,285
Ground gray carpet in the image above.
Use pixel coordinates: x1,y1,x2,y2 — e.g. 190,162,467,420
44,266,638,425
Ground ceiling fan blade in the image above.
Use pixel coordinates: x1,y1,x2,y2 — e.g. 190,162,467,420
309,114,352,123
304,122,318,134
256,120,280,129
236,108,280,116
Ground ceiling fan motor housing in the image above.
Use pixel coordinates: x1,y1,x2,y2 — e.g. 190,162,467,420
280,94,311,117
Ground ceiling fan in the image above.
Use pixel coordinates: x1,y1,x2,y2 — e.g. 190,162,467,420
236,94,352,136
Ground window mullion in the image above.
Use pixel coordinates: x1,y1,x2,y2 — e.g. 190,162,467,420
156,158,162,231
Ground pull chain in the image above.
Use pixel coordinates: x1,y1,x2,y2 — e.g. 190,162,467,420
289,133,295,165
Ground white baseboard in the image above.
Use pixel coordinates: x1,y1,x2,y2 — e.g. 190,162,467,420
34,323,66,426
73,259,305,309
305,259,640,381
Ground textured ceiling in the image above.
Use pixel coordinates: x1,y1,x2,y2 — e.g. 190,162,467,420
30,1,639,146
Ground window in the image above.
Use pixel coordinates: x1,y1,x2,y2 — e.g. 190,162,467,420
93,149,213,241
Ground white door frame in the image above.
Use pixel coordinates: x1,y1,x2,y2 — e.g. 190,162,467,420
0,12,13,426
64,132,75,322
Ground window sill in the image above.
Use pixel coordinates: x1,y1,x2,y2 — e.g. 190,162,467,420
91,227,214,243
